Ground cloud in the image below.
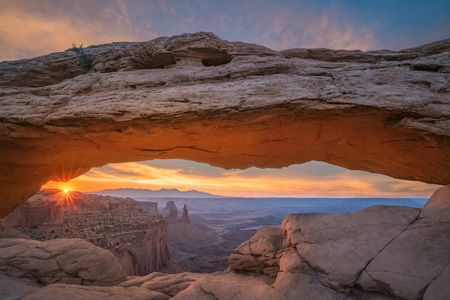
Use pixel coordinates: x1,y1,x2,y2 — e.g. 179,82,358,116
245,5,377,51
0,0,159,61
0,0,380,62
42,160,441,198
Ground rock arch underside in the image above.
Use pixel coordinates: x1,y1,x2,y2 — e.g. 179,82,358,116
1,32,449,217
0,32,449,299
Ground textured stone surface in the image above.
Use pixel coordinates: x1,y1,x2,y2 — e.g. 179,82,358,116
21,283,169,300
0,273,42,300
222,185,450,299
0,238,126,286
120,272,202,297
422,263,450,300
283,205,420,290
172,272,283,300
357,185,450,299
229,226,282,276
1,32,449,217
272,250,344,300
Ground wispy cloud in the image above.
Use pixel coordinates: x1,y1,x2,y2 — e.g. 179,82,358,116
240,4,377,51
0,0,159,61
42,160,441,198
2,0,448,61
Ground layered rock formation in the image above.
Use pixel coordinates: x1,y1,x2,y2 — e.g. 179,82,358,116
1,185,449,299
165,208,179,223
164,202,191,224
161,201,178,217
4,190,175,276
1,32,449,217
181,205,190,223
138,201,159,215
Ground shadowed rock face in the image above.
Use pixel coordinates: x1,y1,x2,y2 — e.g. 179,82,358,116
0,32,449,216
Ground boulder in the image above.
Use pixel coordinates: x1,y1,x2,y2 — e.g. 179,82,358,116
282,205,420,290
229,226,282,276
357,185,450,299
0,238,126,286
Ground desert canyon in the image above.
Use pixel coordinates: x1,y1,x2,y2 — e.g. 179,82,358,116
0,32,449,299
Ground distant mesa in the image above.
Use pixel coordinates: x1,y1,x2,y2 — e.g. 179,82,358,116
162,200,178,216
163,201,191,224
88,188,229,199
137,201,159,215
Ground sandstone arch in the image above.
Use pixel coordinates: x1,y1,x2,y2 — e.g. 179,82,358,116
1,32,449,217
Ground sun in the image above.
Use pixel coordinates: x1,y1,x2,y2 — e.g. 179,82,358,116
45,181,79,209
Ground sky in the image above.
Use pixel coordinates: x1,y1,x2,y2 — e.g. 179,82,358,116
0,0,449,61
4,0,447,198
42,160,442,198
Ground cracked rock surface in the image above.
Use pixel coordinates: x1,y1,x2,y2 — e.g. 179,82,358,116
0,185,449,299
0,237,126,286
226,185,450,300
1,32,449,217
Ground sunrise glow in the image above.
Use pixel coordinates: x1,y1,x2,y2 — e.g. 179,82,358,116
41,160,441,198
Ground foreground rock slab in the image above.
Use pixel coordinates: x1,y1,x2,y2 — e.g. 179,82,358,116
1,32,449,217
120,272,202,297
21,283,169,300
0,273,42,300
0,238,126,286
357,185,450,299
172,272,283,300
228,185,450,300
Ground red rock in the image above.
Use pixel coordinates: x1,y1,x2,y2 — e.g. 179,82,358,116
1,33,449,217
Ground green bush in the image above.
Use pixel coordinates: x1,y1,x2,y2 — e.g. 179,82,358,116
71,44,92,69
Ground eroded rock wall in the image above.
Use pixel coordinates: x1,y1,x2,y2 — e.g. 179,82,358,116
0,32,449,217
4,190,175,276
